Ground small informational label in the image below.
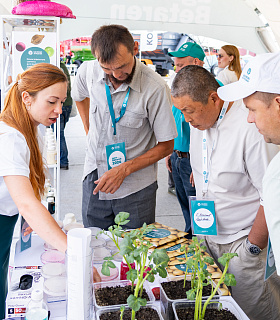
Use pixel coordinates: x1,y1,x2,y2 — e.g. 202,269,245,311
167,244,182,252
190,198,217,236
264,237,276,281
175,261,206,273
106,142,126,170
21,47,50,70
20,216,32,252
145,228,171,238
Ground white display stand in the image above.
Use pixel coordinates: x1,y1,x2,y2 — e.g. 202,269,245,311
0,15,62,220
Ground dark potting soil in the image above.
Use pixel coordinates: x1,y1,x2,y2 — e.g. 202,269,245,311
99,307,160,320
161,279,213,300
95,285,150,306
176,307,238,320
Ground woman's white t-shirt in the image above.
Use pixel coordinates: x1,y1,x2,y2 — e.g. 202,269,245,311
216,66,238,85
0,121,30,216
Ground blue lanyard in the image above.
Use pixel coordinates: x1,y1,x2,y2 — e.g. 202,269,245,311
105,84,131,135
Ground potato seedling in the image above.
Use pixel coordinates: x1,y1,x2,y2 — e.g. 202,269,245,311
181,237,238,320
100,212,170,320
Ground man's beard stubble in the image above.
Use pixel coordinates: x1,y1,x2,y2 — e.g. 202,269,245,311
109,59,136,85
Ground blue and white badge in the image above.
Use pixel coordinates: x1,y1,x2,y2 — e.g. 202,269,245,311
189,196,217,236
106,142,126,170
264,237,276,281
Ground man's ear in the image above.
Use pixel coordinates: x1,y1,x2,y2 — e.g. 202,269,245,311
133,41,139,56
209,91,220,106
275,97,280,105
275,97,280,113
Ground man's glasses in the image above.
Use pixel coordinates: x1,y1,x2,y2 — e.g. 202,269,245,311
216,54,223,59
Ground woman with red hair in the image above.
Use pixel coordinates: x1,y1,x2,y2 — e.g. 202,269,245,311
0,63,68,318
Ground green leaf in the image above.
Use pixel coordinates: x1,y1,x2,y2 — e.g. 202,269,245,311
126,254,135,264
156,266,167,278
103,256,114,261
120,236,134,256
218,253,238,266
224,273,237,287
114,229,123,238
204,256,214,265
201,245,207,252
115,212,130,225
186,259,195,269
126,269,137,283
120,305,125,312
106,260,116,269
186,289,196,300
127,295,147,312
101,262,110,276
146,273,155,282
138,297,147,307
151,249,169,267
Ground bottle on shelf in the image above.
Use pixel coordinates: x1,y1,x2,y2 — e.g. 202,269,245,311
25,289,48,320
47,189,55,215
44,127,57,165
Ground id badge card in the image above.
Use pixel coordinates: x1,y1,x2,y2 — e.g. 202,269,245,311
264,237,276,281
189,196,217,236
106,142,126,170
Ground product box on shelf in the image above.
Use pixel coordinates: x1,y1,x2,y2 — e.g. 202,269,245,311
5,266,43,318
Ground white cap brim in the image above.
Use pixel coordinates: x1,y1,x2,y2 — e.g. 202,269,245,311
217,80,256,102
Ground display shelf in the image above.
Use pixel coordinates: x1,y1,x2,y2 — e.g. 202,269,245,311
0,15,61,220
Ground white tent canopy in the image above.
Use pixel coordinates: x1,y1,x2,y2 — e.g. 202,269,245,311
1,0,280,54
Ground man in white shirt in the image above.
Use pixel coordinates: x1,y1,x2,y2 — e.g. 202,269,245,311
72,25,177,229
171,65,280,320
218,52,280,278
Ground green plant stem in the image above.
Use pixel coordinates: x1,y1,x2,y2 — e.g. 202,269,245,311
201,262,229,319
183,246,188,288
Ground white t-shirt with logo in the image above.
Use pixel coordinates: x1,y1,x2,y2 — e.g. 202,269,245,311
0,121,30,216
190,100,279,244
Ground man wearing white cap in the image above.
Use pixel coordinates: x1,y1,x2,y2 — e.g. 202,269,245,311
218,52,280,278
171,65,280,320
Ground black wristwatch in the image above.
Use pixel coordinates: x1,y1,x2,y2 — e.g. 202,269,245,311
246,237,262,255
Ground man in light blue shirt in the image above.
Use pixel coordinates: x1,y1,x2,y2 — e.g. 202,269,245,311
166,42,205,237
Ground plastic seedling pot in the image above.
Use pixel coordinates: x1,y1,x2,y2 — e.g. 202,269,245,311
159,275,222,320
172,296,249,320
96,304,164,320
93,279,155,311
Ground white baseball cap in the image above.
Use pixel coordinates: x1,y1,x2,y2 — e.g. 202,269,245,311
217,52,280,102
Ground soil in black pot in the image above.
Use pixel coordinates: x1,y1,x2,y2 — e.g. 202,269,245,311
99,307,160,320
176,307,238,320
162,279,213,300
95,285,150,306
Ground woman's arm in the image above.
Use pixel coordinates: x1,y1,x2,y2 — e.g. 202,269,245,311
4,175,67,253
